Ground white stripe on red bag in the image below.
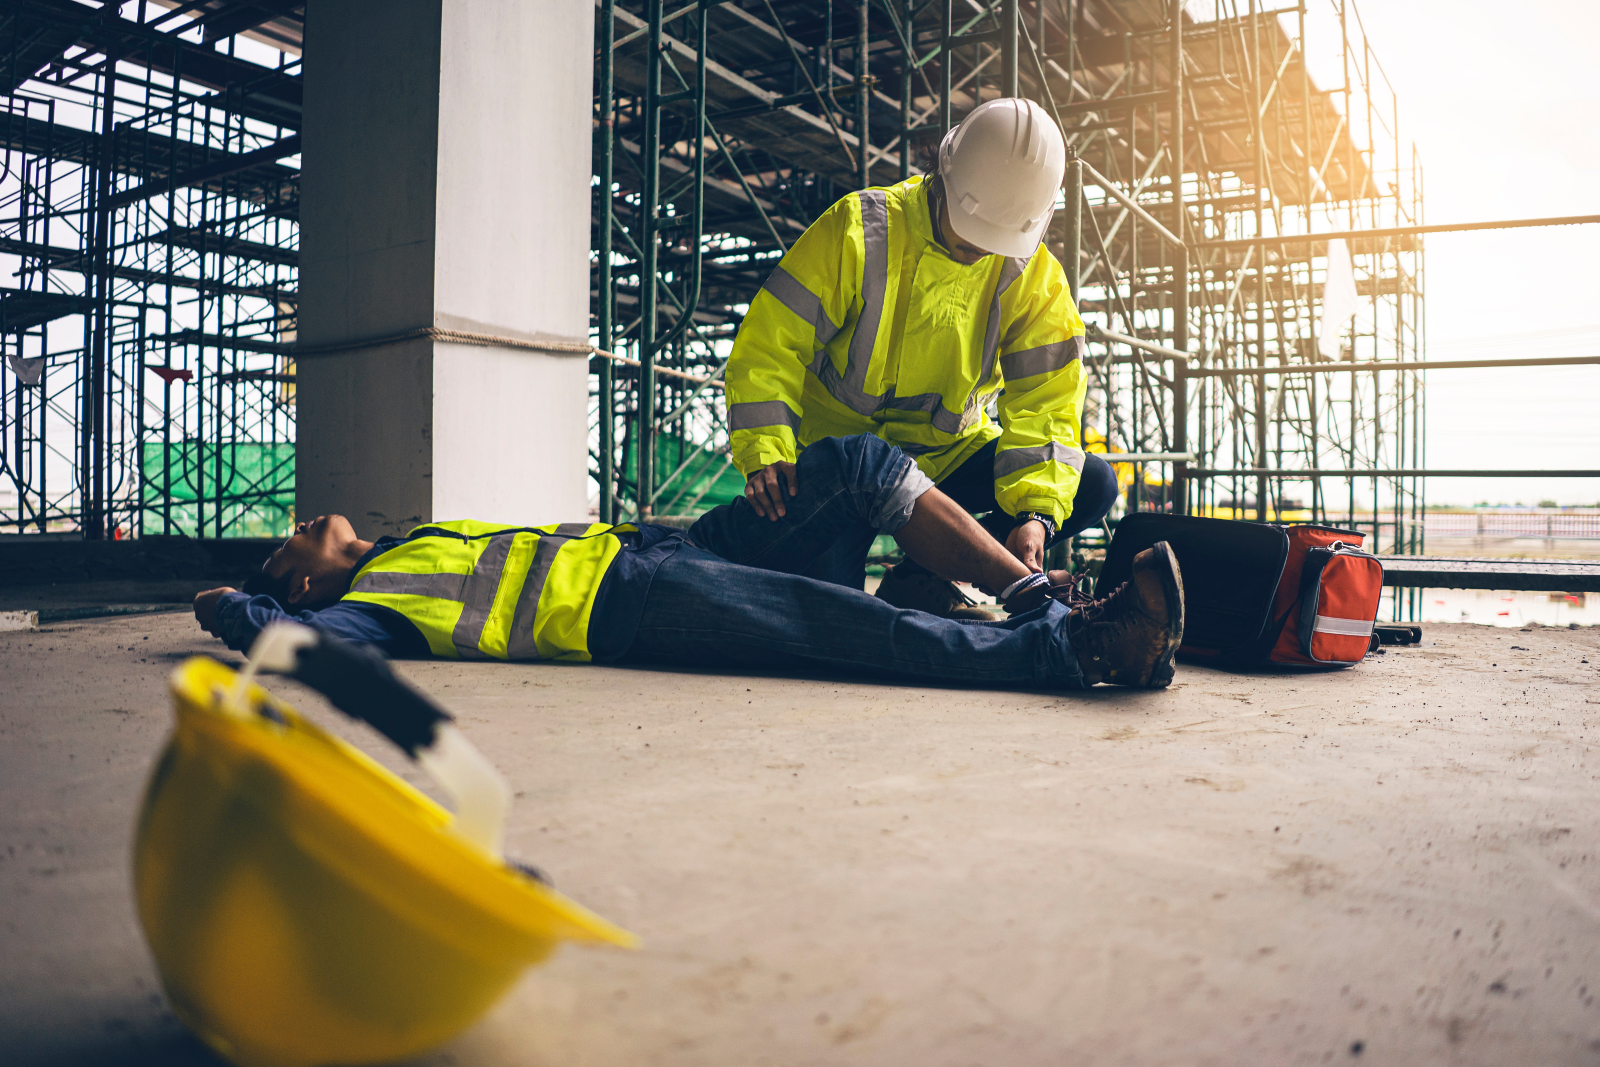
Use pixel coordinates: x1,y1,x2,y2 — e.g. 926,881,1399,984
1313,615,1374,637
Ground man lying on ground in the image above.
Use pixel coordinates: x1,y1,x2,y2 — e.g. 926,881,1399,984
193,434,1184,690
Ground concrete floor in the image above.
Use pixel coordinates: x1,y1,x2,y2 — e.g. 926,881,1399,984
3,601,1599,1066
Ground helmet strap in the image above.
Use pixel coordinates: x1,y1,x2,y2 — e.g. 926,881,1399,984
926,174,949,249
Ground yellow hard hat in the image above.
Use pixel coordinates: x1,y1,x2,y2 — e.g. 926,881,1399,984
134,641,635,1067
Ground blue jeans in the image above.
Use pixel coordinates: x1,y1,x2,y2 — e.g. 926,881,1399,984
625,435,1086,689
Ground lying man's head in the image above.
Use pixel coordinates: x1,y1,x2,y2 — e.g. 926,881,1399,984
242,514,372,611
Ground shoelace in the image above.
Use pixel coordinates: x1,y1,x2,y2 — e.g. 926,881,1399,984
1066,578,1147,636
1001,571,1095,615
1043,573,1098,611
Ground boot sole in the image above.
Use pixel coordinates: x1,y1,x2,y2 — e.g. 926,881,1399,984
1143,540,1186,687
875,567,993,619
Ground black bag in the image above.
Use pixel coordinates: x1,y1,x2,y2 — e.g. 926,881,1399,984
1097,512,1383,669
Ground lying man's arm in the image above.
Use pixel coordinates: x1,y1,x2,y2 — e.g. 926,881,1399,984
194,587,427,657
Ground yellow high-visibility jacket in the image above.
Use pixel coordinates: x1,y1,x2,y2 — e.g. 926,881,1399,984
342,520,633,661
726,175,1088,524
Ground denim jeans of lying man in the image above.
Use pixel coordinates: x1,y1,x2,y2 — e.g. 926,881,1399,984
623,434,1087,690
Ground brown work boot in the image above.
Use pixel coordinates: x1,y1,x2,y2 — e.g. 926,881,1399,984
1064,541,1185,688
875,563,997,620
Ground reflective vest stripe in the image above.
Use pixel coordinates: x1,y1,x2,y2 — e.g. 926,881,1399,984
1313,615,1374,637
994,442,1086,479
349,532,519,660
878,389,963,434
808,349,858,412
728,399,802,432
808,190,891,417
806,189,1020,437
350,570,468,598
451,533,517,659
505,523,591,659
761,265,842,344
347,521,617,661
1001,336,1084,382
978,258,1025,405
845,189,891,401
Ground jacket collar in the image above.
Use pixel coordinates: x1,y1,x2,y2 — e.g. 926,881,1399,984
924,175,949,249
898,175,938,248
904,174,966,263
905,173,1004,269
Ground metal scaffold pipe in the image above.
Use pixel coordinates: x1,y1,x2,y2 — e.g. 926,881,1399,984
650,3,708,359
899,0,914,181
939,0,953,135
1191,355,1600,377
1078,158,1185,248
632,0,708,520
1168,0,1188,511
1203,213,1600,250
1193,469,1600,479
1250,0,1267,522
1085,324,1190,362
637,0,663,518
598,0,617,524
1064,154,1083,301
1001,0,1019,99
857,0,871,191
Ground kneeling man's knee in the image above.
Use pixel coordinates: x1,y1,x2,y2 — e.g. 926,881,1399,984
834,433,898,463
801,433,895,481
1077,453,1120,521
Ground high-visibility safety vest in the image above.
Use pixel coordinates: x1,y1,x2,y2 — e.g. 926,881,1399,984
726,175,1089,524
342,520,634,662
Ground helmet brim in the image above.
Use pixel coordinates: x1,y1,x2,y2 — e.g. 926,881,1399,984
944,200,1052,260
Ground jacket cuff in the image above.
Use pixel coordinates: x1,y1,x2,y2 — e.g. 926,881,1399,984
731,436,798,477
214,590,262,652
1001,495,1069,526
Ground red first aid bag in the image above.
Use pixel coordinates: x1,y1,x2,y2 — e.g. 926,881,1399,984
1268,527,1385,666
1097,513,1386,670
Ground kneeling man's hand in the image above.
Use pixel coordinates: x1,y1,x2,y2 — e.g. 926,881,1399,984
193,587,236,638
1006,521,1047,572
745,461,799,521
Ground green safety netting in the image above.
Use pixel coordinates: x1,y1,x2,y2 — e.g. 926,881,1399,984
620,433,744,516
140,442,294,538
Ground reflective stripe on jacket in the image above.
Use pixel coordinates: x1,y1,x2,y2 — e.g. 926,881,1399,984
725,175,1088,524
342,519,632,662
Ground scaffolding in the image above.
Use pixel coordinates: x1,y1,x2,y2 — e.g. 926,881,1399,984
591,0,1426,563
0,0,1428,554
0,0,301,539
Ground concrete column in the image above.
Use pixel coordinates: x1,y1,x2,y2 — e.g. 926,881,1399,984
298,0,593,538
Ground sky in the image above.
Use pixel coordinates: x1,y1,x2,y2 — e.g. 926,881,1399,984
1296,0,1600,506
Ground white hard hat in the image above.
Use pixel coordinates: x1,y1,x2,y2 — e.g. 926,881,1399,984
938,98,1066,259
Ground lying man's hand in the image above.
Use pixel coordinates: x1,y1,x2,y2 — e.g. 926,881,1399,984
1005,520,1048,573
745,461,799,521
193,587,236,639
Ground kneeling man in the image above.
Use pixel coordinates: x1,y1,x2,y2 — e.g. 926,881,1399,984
194,435,1183,690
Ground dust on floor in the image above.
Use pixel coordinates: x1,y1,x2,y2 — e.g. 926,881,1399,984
2,610,1597,1065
